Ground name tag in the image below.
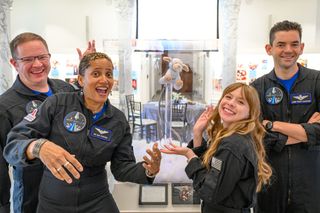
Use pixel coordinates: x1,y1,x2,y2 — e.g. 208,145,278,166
90,126,112,142
290,93,312,104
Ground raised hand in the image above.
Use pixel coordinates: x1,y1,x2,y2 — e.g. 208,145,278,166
193,105,214,133
142,143,161,176
76,40,96,60
193,105,214,146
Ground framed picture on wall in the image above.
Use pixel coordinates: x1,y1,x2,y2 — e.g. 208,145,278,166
171,183,201,205
139,184,168,205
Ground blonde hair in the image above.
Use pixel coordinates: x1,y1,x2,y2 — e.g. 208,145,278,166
202,82,272,192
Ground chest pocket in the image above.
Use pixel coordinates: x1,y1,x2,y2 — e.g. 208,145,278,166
84,123,125,165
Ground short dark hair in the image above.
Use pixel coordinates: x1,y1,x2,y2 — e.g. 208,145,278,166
269,20,302,45
78,52,114,76
10,32,49,58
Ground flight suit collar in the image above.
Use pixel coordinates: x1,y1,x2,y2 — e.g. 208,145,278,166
266,63,308,83
77,91,115,119
12,75,59,98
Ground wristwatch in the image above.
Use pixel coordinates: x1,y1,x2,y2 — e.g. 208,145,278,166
265,121,273,132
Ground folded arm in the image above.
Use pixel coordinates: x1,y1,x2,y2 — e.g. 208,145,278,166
264,112,320,146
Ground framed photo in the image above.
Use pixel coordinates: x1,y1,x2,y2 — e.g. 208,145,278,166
139,184,168,205
171,183,201,205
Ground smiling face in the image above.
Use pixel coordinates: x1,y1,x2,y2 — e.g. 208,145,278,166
265,30,304,72
10,40,51,91
218,87,250,128
78,58,114,111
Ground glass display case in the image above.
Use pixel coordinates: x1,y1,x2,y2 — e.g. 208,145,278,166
103,39,220,106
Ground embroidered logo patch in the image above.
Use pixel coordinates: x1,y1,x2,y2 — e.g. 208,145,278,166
63,111,87,132
290,93,312,104
211,156,222,171
24,109,38,122
265,87,283,105
90,126,112,142
25,100,42,114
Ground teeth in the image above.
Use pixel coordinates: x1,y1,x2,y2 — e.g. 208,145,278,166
223,107,235,114
31,70,43,74
96,87,108,90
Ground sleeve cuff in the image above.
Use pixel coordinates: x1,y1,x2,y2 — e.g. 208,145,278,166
301,123,318,146
187,138,207,157
145,169,157,178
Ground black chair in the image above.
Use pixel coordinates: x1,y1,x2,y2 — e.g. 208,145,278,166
125,94,135,124
171,102,188,142
130,101,158,142
157,98,188,143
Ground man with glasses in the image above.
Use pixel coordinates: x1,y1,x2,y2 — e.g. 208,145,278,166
0,32,95,213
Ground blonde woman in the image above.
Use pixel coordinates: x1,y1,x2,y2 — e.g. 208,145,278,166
161,82,272,213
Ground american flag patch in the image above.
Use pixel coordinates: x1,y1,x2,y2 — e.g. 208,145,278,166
211,157,222,171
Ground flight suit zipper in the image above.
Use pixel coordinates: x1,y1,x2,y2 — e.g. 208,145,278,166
286,88,292,205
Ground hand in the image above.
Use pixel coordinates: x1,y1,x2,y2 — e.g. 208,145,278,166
142,143,161,176
308,112,320,123
76,40,96,60
38,141,83,184
193,106,214,136
160,143,196,160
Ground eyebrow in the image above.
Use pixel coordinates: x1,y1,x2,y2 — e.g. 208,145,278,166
229,92,246,102
276,41,300,44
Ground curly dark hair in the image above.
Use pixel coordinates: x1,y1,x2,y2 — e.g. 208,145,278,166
78,52,114,76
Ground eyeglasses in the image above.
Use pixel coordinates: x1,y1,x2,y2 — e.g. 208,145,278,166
15,53,51,64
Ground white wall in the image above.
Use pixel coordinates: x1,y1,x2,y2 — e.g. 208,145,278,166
10,0,320,53
10,0,118,53
237,0,319,54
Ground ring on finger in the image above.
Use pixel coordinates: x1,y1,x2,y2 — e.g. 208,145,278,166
56,167,62,172
63,161,70,167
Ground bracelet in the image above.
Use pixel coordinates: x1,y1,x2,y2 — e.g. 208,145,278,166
32,139,47,158
145,169,157,178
